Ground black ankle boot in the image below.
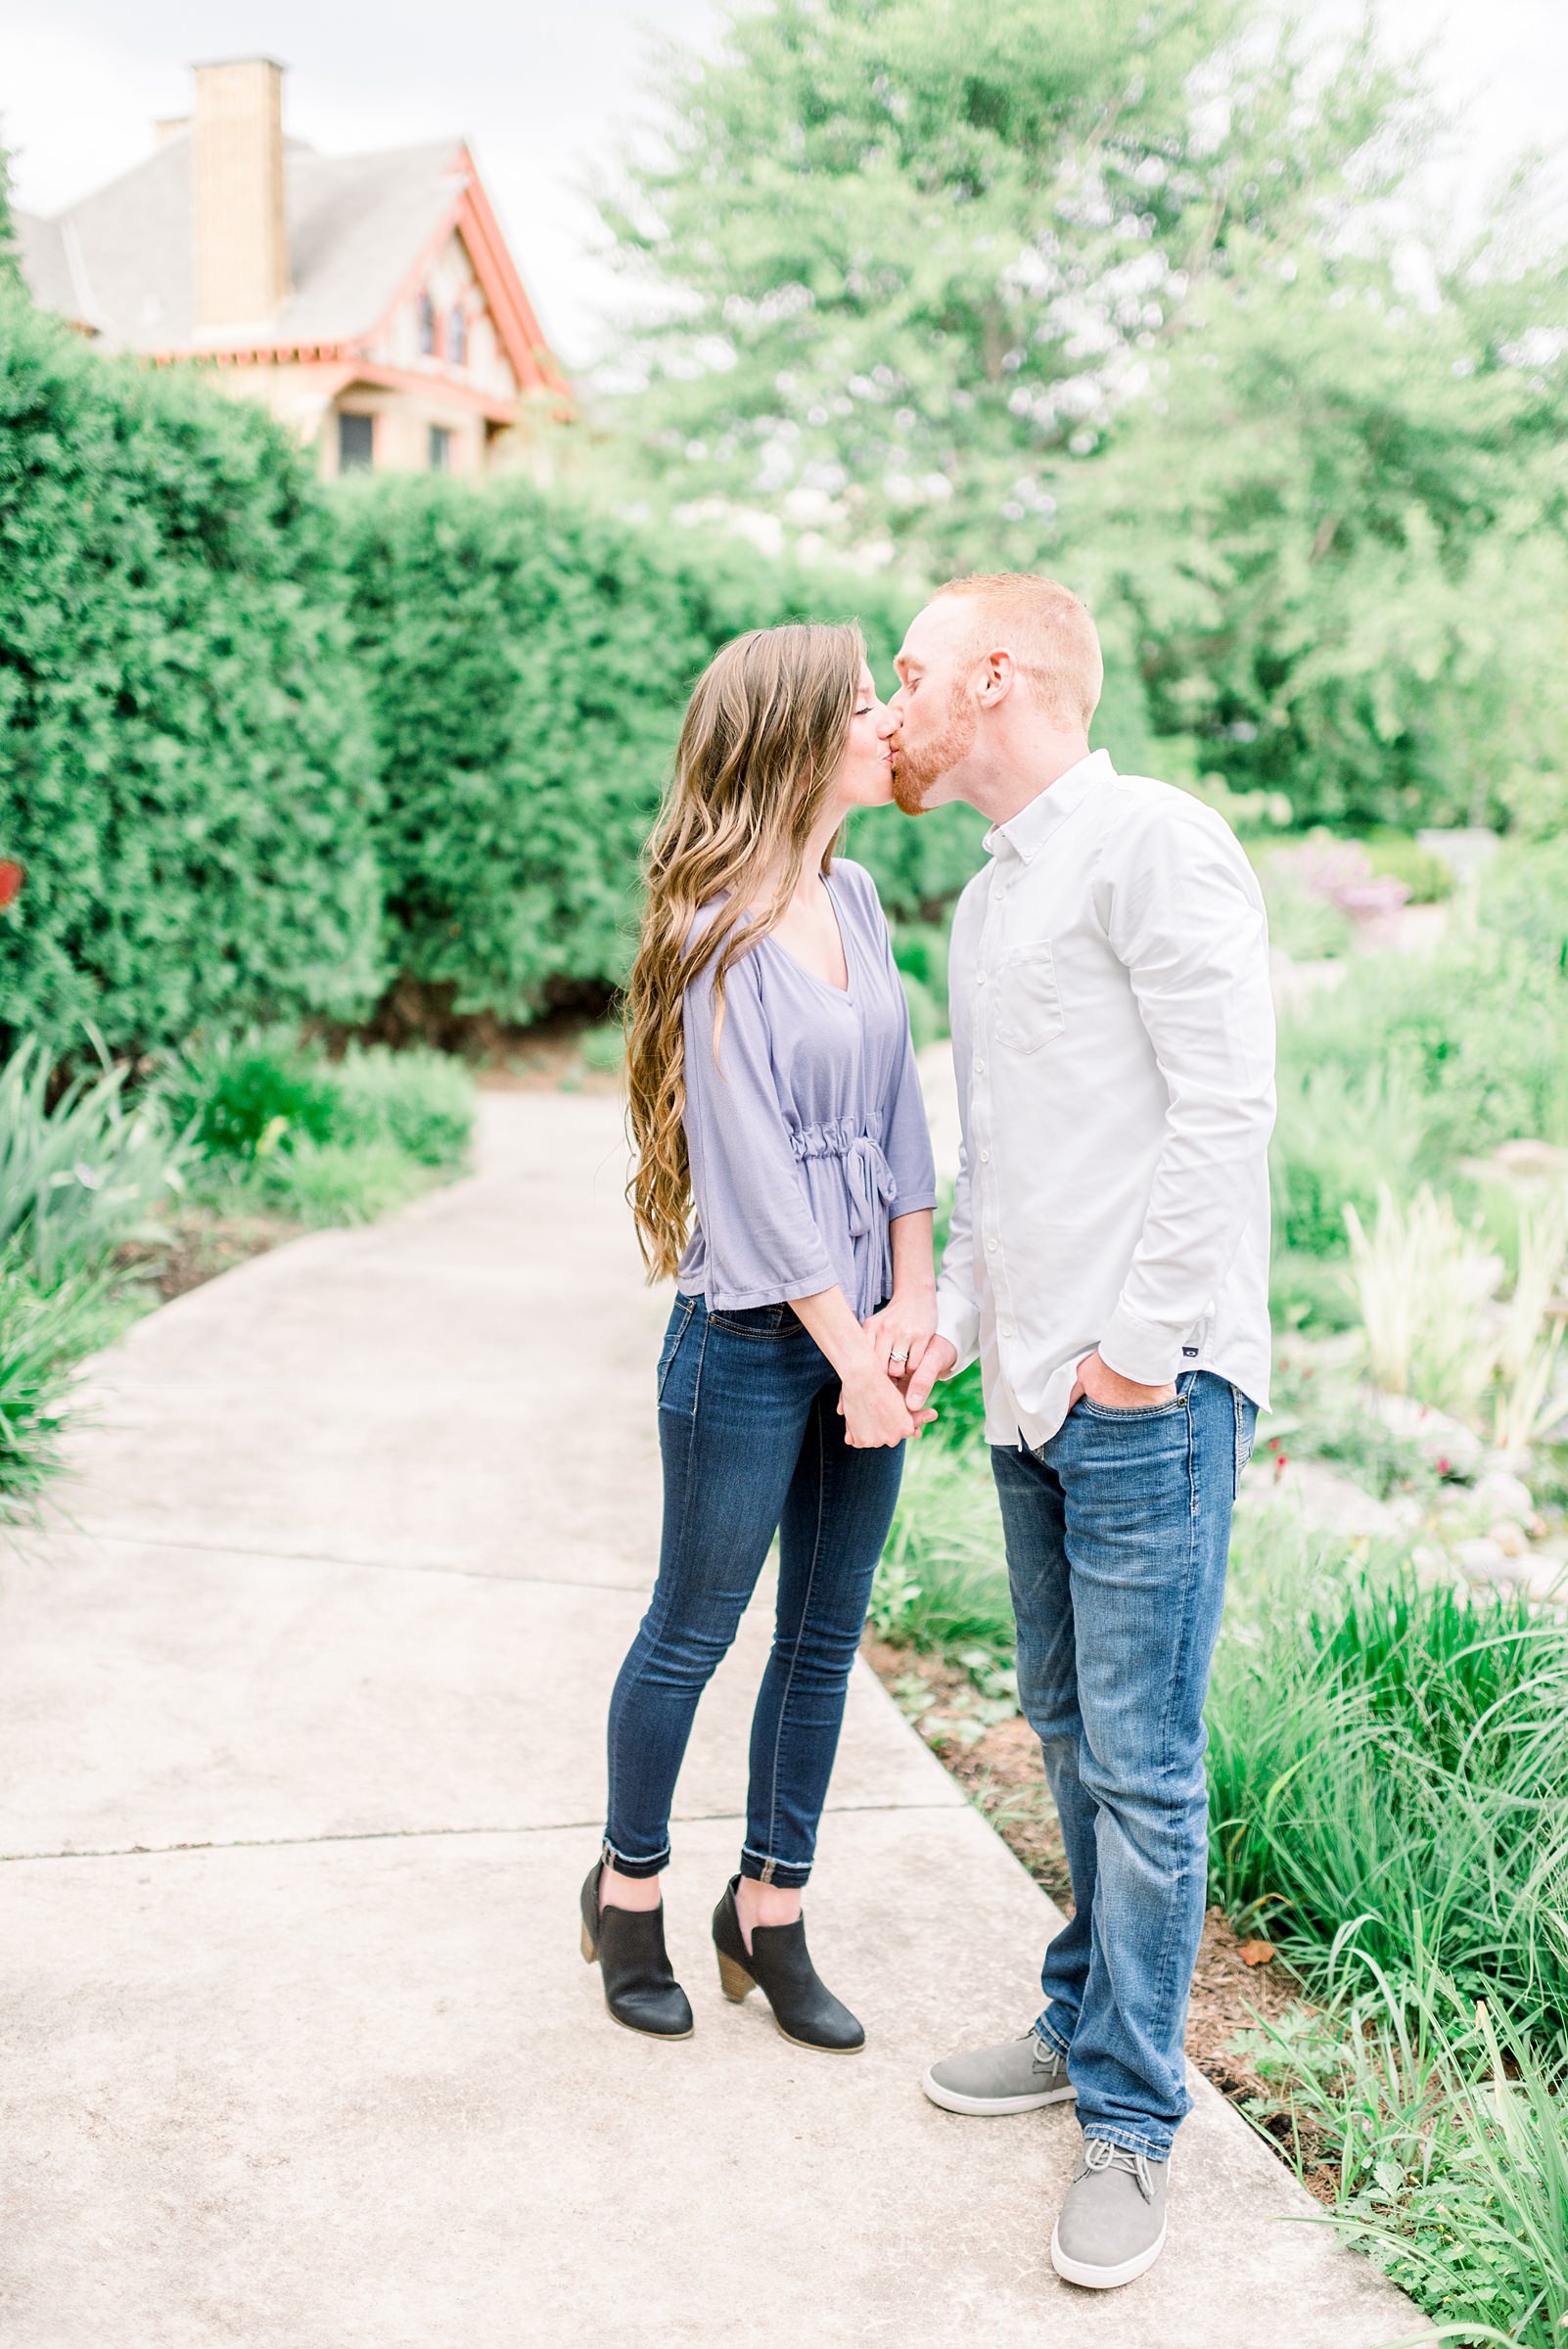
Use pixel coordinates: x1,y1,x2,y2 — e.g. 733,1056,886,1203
711,1875,864,2052
579,1863,693,2040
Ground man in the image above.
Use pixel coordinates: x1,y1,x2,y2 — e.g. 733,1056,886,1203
887,575,1274,2291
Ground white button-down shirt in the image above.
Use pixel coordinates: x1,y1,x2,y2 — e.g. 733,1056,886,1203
935,750,1275,1450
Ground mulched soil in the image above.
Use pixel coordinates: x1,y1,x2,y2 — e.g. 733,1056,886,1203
114,1206,303,1303
861,1637,1337,2203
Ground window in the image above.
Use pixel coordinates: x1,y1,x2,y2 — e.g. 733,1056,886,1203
416,292,436,354
447,305,468,367
338,411,374,473
428,425,452,473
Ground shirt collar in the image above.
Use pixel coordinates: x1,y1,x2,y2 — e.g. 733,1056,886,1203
985,748,1115,863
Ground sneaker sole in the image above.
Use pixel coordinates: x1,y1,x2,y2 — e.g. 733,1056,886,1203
1049,2216,1168,2290
920,2065,1076,2117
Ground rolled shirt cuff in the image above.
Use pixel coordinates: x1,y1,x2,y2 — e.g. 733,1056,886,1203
1097,1303,1183,1388
934,1286,981,1379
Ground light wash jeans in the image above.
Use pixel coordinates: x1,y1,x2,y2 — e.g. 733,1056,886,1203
989,1370,1256,2160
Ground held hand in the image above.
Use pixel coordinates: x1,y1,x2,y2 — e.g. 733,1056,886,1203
903,1332,959,1416
838,1368,936,1450
1070,1348,1177,1411
862,1289,938,1390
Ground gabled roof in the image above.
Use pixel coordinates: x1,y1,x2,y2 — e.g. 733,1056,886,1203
12,207,93,330
15,130,568,397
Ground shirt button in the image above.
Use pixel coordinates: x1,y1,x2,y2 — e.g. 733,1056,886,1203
975,1058,987,1075
980,1148,991,1164
986,1238,997,1253
1001,1322,1015,1338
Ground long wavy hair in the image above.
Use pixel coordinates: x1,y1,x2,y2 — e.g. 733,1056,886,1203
625,621,865,1281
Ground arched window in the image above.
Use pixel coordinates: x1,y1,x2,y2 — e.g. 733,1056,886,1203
447,305,468,367
416,292,436,355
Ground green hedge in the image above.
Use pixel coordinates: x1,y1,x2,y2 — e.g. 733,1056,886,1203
0,293,384,1058
338,477,993,1021
0,291,1161,1049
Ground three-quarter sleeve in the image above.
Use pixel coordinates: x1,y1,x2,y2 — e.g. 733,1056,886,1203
682,947,838,1309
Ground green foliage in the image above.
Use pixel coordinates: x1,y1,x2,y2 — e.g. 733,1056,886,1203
338,475,973,1016
0,294,383,1059
1081,240,1568,830
0,1243,113,1523
0,148,20,295
1359,830,1453,906
600,0,1411,570
1255,864,1357,962
600,0,1567,832
1283,933,1568,1174
1208,1528,1568,2032
871,1440,1013,1658
1246,1967,1568,2345
234,1137,434,1229
166,1031,475,1173
1270,1060,1426,1263
0,1036,191,1285
1480,834,1568,979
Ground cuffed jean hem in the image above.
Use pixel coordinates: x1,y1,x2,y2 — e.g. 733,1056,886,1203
1035,2012,1073,2062
601,1836,669,1880
1077,2121,1176,2163
739,1843,812,1890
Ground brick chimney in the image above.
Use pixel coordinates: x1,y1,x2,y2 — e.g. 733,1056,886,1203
192,57,289,333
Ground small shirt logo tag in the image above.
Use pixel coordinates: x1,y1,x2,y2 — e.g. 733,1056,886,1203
1181,1345,1200,1359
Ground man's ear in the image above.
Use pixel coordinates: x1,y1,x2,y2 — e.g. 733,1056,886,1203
979,648,1016,706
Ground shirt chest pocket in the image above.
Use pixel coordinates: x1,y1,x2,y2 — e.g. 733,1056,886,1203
993,942,1064,1053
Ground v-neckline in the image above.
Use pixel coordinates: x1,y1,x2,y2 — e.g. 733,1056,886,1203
764,873,853,999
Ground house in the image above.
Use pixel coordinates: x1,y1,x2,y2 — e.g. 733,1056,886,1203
13,56,571,476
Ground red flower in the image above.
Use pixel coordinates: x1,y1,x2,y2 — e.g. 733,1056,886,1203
1273,1451,1289,1479
1436,1455,1451,1478
0,859,23,910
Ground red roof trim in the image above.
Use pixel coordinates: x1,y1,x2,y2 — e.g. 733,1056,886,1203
149,139,573,414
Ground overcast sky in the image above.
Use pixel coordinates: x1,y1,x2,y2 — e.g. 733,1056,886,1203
3,0,1564,368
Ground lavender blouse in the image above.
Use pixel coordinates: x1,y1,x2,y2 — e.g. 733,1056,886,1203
676,859,937,1321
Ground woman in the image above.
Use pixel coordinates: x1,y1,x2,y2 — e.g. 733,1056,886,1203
580,622,938,2052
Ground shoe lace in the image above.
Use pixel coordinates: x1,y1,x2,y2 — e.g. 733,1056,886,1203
1083,2137,1153,2202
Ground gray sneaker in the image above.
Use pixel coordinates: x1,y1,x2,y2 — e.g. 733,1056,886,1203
921,2029,1076,2116
1050,2137,1170,2288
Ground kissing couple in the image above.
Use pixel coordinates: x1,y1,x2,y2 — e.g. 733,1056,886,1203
579,573,1275,2292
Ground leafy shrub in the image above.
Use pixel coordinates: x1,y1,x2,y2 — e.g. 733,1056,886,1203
1358,828,1453,904
163,1034,340,1161
323,1044,473,1168
1281,932,1568,1174
243,1138,432,1228
0,1036,190,1284
0,1244,112,1521
1269,1055,1426,1269
1257,867,1357,960
578,1021,626,1077
1480,833,1568,978
0,295,384,1059
165,1032,473,1172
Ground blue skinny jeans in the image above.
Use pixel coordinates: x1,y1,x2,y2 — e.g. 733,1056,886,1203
603,1292,905,1890
990,1370,1256,2160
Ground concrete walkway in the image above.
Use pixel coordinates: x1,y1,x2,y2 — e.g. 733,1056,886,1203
1,1094,1426,2348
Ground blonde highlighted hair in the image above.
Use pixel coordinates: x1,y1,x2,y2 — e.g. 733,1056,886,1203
624,622,866,1281
935,573,1103,730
